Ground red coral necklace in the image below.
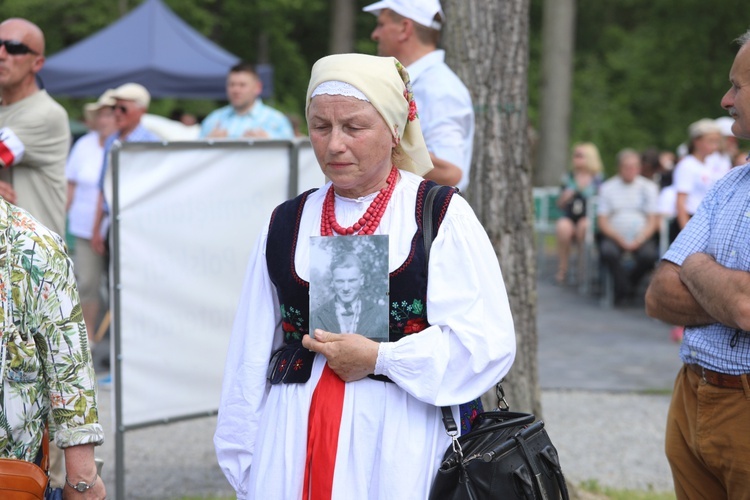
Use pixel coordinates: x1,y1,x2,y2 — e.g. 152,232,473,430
320,166,398,236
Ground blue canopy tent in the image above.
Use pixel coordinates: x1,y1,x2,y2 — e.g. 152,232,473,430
38,0,271,99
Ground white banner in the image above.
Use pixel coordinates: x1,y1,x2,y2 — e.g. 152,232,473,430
297,141,324,193
113,141,324,427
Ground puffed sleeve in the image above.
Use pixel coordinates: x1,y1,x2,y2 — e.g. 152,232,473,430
214,226,282,499
374,195,516,405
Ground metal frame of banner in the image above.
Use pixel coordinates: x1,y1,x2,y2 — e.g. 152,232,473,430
110,138,316,499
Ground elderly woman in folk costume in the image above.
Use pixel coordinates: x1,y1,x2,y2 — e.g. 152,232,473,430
214,53,516,499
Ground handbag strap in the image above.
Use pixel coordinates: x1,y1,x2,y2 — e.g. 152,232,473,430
422,183,443,267
421,185,510,436
40,426,49,473
420,184,461,435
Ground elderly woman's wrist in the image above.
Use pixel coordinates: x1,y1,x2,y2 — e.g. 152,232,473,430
64,467,99,493
65,463,98,480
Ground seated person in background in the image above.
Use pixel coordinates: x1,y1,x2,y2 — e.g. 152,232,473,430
640,147,664,183
554,142,602,284
199,62,294,140
597,149,660,305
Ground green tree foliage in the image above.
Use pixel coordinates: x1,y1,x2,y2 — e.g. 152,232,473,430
6,0,746,169
529,0,749,173
1,0,381,125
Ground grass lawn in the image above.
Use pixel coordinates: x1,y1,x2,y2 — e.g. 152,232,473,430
578,479,676,500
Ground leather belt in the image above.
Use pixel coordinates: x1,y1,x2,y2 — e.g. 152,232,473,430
687,363,747,389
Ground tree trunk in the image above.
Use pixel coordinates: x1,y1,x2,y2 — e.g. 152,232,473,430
534,0,576,186
329,0,356,54
442,0,540,417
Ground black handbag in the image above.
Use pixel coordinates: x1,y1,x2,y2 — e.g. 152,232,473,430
429,385,569,500
422,185,569,499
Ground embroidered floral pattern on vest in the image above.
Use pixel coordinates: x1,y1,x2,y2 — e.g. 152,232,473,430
281,304,307,342
391,299,428,334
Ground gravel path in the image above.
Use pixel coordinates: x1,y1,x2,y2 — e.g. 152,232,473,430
542,390,674,493
91,386,674,499
89,261,678,498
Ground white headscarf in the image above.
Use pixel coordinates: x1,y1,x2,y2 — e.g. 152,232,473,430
305,54,434,176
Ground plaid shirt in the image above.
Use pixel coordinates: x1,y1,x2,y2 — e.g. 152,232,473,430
663,164,750,374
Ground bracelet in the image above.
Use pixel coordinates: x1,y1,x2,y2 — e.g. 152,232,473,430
65,473,98,492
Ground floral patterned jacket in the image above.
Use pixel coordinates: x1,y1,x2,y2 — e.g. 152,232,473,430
0,199,103,462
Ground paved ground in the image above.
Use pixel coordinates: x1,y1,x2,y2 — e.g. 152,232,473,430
89,255,682,498
536,264,682,393
535,258,680,494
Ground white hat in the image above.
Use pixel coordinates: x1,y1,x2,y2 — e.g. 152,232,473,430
363,0,444,31
714,116,735,137
83,89,117,114
688,118,721,140
111,83,151,108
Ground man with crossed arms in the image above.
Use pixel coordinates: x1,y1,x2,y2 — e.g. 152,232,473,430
646,29,750,498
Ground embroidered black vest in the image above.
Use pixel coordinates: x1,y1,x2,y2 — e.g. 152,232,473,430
265,180,481,432
267,180,454,342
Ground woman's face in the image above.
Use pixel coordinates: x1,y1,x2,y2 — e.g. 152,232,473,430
308,94,396,198
571,147,589,170
694,132,721,158
95,107,117,139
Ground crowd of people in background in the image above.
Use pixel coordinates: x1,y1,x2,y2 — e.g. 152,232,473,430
553,114,747,324
3,0,750,496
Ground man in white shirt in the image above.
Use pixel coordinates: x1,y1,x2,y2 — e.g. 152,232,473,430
597,149,660,305
364,0,474,191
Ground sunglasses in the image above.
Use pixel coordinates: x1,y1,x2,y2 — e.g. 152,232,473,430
0,39,38,56
112,105,130,114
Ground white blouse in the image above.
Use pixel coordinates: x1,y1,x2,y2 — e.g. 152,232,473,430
214,170,516,499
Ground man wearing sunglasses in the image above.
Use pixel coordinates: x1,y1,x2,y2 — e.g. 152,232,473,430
0,18,70,238
0,17,108,500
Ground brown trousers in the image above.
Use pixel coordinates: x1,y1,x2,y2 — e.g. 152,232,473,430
666,365,750,499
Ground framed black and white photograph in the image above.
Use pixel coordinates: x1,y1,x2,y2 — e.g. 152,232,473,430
309,235,389,342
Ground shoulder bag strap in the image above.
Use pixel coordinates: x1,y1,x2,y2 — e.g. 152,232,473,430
420,184,461,435
423,186,510,435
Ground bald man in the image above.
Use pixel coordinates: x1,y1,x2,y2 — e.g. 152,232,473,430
0,18,70,236
0,19,104,498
